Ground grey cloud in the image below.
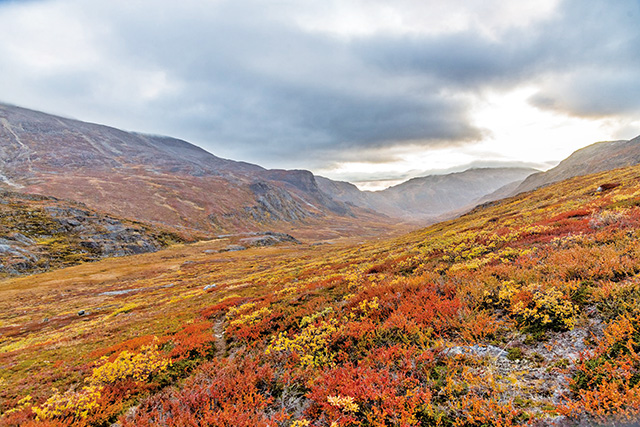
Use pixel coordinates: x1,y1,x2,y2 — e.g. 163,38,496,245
0,0,638,171
355,0,640,117
530,69,640,118
66,1,484,165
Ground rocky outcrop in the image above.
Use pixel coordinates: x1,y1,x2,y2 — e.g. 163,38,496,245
239,231,300,247
0,191,181,276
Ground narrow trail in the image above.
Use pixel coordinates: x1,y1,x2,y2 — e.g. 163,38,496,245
213,317,227,358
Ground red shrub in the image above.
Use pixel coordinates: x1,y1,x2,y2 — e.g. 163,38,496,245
120,358,285,427
307,362,432,427
169,321,215,361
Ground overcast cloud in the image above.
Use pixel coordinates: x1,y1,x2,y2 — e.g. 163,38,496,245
0,0,639,183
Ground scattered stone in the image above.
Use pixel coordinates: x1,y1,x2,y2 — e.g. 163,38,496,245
203,284,217,291
596,182,620,192
221,244,246,252
203,249,217,254
100,289,139,296
78,310,86,316
445,344,508,359
239,232,300,248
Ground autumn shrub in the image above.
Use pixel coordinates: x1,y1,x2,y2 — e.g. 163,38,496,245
30,385,103,425
546,244,637,282
200,296,248,319
558,315,640,423
592,280,640,320
455,392,528,427
306,362,432,427
88,344,170,385
28,344,171,425
483,281,577,332
89,334,158,359
226,300,285,341
120,357,286,427
266,318,340,369
167,320,215,361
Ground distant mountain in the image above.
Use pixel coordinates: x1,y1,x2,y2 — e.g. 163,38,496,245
513,136,640,195
0,103,362,236
318,168,537,220
0,191,180,276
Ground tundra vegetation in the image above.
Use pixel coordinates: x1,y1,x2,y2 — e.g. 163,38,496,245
2,165,640,426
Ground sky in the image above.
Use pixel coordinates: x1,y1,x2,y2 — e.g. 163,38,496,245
0,0,639,190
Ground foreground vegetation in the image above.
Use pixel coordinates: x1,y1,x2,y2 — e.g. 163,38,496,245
2,165,640,426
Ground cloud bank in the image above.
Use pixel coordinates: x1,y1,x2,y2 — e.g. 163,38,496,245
0,0,638,173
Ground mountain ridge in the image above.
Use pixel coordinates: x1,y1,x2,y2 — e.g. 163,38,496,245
0,103,369,238
513,136,640,195
318,167,538,220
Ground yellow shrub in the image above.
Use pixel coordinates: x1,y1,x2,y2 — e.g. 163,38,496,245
327,395,359,413
485,282,577,331
32,385,102,421
88,344,170,385
266,319,339,368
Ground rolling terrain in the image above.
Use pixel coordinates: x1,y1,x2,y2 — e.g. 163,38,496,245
0,103,546,239
2,163,640,426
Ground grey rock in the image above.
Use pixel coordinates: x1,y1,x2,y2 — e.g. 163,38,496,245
221,244,246,252
100,289,139,296
445,344,508,359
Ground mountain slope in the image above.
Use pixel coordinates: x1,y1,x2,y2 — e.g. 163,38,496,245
0,103,371,237
319,167,537,220
513,135,640,194
4,162,640,426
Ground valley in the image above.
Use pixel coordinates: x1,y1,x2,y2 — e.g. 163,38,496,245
1,104,640,426
1,0,639,424
2,162,640,426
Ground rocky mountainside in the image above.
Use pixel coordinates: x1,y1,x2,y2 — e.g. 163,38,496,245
318,167,537,220
0,191,180,276
513,135,640,194
0,103,361,236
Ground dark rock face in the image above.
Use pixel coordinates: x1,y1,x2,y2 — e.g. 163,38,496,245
0,191,181,277
238,231,300,247
247,182,315,222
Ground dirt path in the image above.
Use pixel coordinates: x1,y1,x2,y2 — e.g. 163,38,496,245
213,317,227,358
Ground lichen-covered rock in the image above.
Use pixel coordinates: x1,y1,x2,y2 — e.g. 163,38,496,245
0,191,182,276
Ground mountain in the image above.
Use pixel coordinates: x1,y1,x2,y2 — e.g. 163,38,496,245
318,167,537,220
0,103,371,238
0,190,180,276
513,135,640,194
